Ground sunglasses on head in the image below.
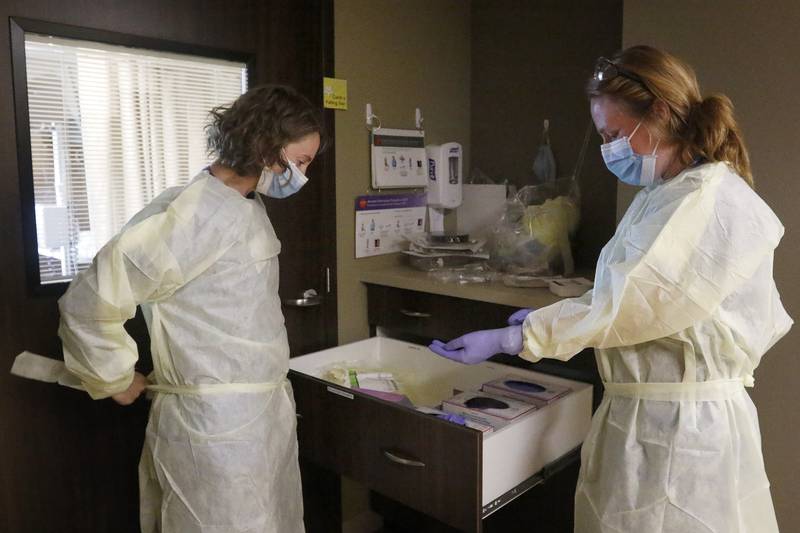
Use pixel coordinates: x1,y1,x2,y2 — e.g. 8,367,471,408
594,57,652,94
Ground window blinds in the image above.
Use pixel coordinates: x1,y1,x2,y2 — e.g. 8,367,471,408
24,33,247,284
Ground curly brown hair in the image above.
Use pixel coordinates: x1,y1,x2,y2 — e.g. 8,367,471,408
206,84,324,177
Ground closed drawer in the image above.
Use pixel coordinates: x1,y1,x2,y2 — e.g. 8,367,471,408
367,284,518,341
290,337,593,533
290,371,482,532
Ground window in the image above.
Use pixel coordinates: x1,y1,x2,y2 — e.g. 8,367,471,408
11,19,249,291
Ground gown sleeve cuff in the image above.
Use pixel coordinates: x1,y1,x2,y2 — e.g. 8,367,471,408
80,373,135,400
519,329,544,363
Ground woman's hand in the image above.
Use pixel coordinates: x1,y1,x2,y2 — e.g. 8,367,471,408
507,308,535,326
111,372,148,405
428,326,523,365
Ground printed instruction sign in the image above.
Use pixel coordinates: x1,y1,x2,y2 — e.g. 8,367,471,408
355,193,427,258
323,77,348,110
370,128,427,189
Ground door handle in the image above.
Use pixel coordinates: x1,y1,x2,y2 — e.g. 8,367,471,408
399,309,431,318
284,289,321,307
382,448,426,468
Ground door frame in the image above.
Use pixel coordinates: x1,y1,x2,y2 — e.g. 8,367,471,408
316,0,338,349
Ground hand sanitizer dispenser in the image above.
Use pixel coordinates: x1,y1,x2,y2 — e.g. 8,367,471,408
426,142,462,208
426,142,462,233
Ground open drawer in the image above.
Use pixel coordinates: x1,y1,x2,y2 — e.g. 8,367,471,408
289,336,592,533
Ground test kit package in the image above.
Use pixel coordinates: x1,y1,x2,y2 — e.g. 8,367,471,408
482,375,571,406
442,390,536,427
348,370,399,393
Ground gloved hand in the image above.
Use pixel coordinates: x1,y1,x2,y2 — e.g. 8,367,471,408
436,413,466,425
507,308,535,326
429,326,523,365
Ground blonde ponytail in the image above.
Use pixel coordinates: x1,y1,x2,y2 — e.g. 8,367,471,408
685,94,753,187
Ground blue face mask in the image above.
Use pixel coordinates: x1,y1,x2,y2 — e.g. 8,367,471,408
256,155,309,198
600,121,659,187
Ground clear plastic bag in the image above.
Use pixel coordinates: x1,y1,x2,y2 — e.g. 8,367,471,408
426,262,497,284
488,176,580,276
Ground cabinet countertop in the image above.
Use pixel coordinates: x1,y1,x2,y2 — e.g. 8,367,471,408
360,265,566,309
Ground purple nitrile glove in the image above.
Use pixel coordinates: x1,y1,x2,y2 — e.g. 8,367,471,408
428,326,523,365
507,308,535,326
436,413,466,425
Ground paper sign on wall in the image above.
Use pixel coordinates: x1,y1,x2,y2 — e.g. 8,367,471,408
323,77,348,110
355,193,426,258
370,128,427,189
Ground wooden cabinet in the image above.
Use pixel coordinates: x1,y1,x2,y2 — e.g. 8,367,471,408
366,283,519,342
292,369,482,531
290,281,600,532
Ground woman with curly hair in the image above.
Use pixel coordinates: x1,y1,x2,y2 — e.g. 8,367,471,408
57,84,322,532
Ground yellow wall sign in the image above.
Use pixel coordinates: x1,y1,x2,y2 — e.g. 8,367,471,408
323,77,348,110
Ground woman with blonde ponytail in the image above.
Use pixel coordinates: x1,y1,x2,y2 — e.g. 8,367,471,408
429,45,792,533
571,45,792,532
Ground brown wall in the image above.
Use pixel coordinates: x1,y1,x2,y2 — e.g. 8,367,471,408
622,2,800,530
470,0,623,268
0,1,329,531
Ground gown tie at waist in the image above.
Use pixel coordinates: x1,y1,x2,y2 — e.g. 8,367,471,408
602,375,753,402
9,351,289,396
146,379,288,395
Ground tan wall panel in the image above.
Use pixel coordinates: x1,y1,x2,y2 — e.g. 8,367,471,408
333,1,471,522
334,0,471,345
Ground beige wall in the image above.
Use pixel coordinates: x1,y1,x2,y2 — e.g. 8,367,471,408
334,0,471,345
333,0,471,522
623,2,800,530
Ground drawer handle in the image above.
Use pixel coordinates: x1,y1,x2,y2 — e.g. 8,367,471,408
382,449,426,468
400,309,431,319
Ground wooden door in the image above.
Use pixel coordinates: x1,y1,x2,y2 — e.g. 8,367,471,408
258,0,338,357
0,1,335,531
